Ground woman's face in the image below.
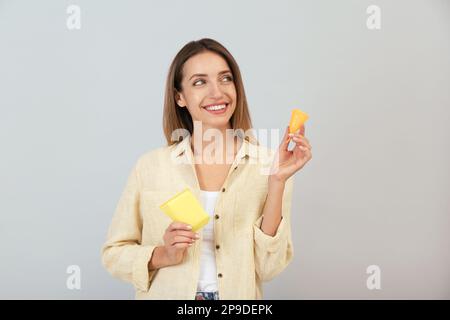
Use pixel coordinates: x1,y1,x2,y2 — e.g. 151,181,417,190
176,51,237,131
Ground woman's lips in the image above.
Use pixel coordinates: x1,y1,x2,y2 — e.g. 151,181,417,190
203,103,229,115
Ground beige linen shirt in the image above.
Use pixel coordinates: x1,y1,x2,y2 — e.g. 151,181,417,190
101,132,295,299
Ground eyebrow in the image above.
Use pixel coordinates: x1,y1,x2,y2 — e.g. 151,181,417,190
189,70,232,81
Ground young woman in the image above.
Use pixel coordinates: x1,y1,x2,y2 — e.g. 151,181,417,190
101,38,312,300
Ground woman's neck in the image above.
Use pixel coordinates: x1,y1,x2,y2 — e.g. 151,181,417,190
191,125,241,164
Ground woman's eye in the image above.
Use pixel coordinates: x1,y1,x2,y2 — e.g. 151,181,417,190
193,75,233,86
193,79,205,86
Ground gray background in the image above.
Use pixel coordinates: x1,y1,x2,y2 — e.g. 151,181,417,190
0,0,449,299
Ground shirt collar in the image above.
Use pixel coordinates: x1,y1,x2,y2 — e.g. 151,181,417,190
173,131,258,161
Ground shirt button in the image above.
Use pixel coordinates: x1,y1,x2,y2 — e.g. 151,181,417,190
216,245,220,250
215,214,220,220
218,273,223,278
222,187,226,192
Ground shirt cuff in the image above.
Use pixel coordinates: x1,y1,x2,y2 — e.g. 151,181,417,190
132,245,158,292
253,215,288,253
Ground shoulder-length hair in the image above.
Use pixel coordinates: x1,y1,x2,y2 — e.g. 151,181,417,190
162,38,258,146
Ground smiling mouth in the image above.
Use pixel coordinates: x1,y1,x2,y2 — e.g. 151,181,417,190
202,103,230,114
202,103,229,111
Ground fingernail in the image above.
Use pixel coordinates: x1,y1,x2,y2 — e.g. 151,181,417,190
186,226,192,230
288,133,294,137
195,234,200,239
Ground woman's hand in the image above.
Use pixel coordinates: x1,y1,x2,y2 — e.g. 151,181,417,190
162,222,199,266
269,125,312,183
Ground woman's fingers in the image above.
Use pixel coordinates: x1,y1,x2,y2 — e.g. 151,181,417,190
168,222,192,232
280,126,291,152
164,223,199,248
300,124,305,136
294,142,313,162
173,242,192,249
170,235,198,246
291,135,311,149
173,230,199,239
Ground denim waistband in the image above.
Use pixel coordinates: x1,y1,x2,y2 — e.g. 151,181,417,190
195,291,219,300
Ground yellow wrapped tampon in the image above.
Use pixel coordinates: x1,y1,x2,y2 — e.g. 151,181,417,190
159,188,210,232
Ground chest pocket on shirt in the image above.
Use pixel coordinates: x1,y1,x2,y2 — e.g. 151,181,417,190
232,187,268,236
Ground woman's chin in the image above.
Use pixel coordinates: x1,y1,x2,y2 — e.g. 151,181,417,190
201,118,232,130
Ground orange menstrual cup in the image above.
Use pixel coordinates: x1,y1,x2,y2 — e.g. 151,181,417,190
289,109,309,134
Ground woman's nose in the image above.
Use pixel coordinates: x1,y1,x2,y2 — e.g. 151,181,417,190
208,81,224,98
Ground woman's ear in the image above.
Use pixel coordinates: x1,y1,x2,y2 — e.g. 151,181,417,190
175,90,186,108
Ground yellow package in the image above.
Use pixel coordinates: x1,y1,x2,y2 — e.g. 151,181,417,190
159,188,210,232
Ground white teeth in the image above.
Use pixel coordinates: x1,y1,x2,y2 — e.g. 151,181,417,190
204,104,227,111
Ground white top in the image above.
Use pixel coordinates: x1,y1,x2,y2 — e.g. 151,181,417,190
196,190,220,292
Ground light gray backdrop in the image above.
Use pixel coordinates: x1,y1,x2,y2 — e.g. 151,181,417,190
0,0,449,299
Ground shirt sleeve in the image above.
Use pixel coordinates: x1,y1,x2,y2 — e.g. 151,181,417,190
253,175,295,282
101,159,158,292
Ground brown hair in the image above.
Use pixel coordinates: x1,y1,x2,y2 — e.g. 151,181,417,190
162,38,258,146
